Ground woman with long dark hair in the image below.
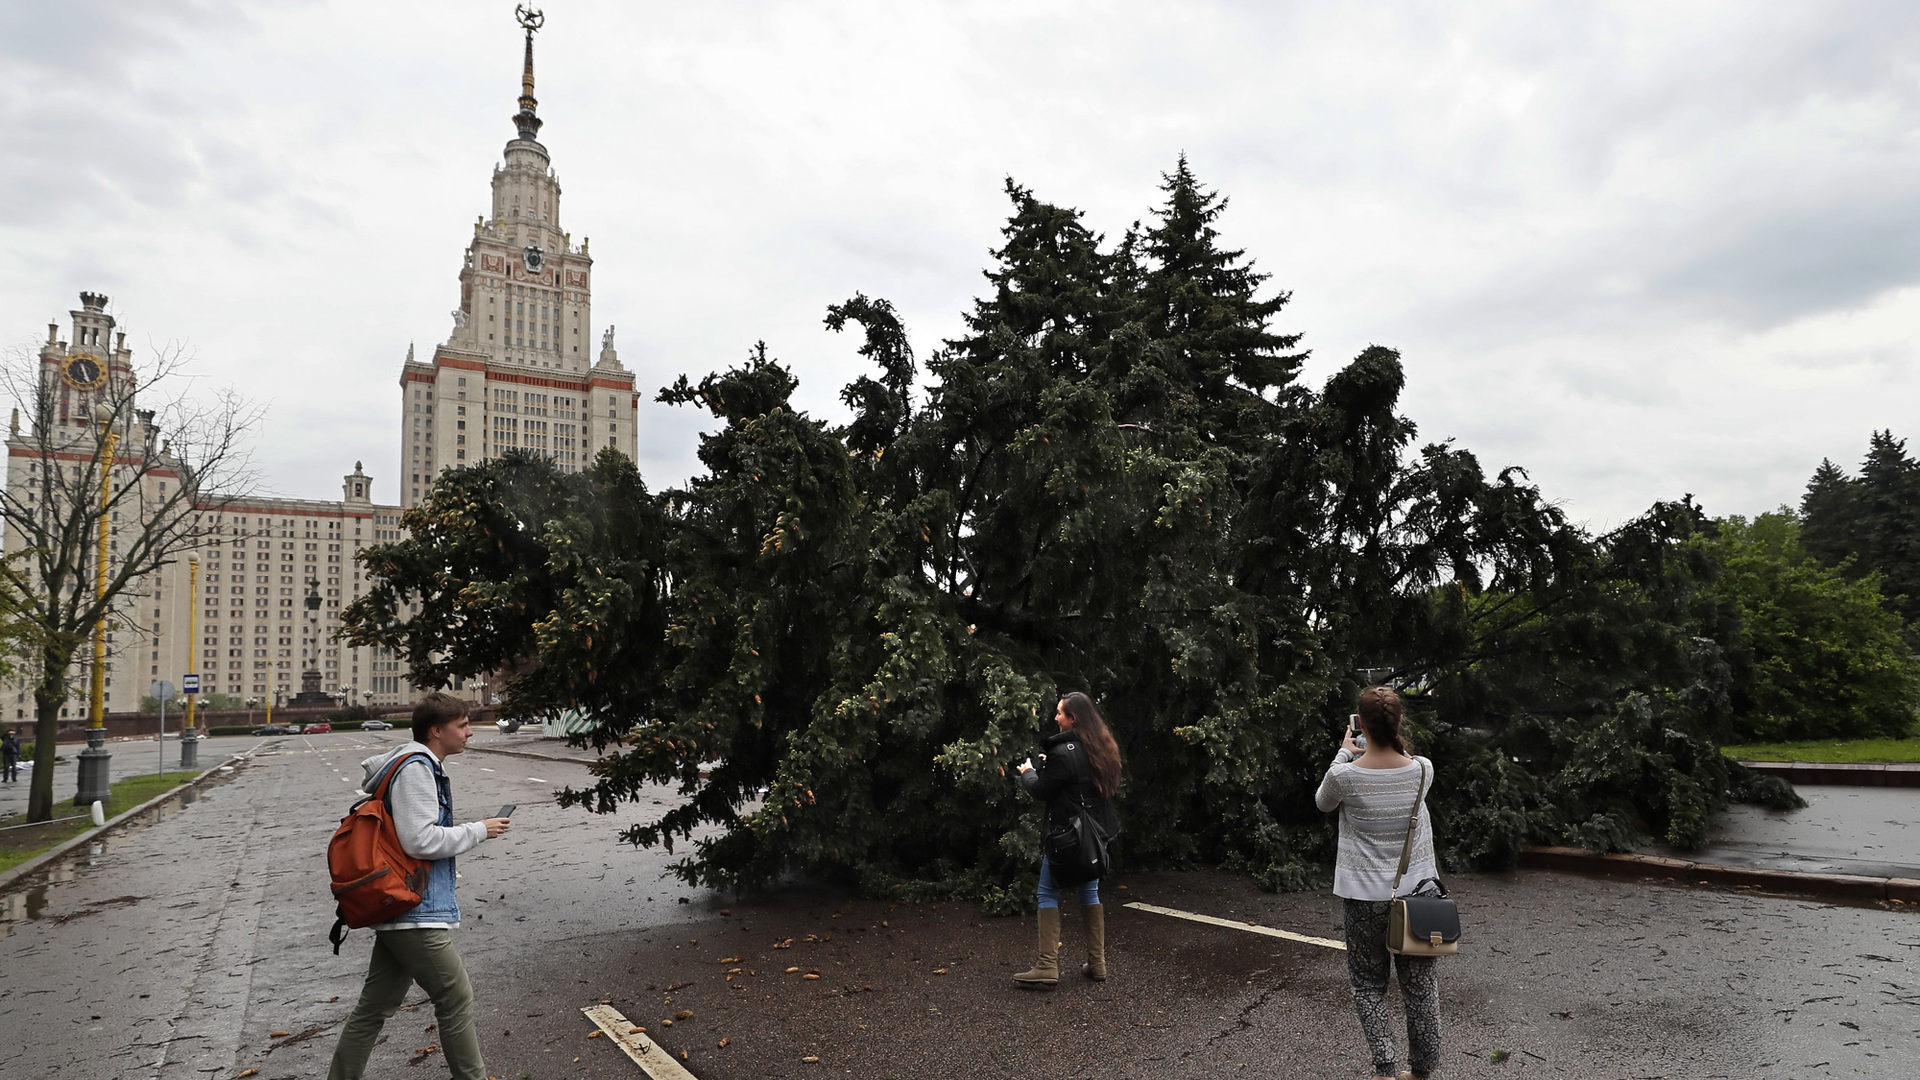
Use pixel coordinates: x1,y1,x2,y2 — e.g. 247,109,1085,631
1012,691,1122,987
1315,685,1442,1080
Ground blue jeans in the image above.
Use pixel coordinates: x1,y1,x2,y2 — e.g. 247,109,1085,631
1036,857,1099,909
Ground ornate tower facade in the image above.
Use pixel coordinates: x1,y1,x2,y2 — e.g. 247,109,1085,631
399,8,640,508
2,295,187,723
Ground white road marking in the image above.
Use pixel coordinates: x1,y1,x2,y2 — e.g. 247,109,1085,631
526,777,546,783
580,1003,700,1079
1123,901,1346,951
479,767,495,772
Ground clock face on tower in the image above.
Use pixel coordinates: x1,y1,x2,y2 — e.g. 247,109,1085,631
523,244,546,272
62,355,105,391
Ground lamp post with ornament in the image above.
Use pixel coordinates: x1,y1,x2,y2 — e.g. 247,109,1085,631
73,410,119,807
180,553,200,768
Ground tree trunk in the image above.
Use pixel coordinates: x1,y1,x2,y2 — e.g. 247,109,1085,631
25,642,77,824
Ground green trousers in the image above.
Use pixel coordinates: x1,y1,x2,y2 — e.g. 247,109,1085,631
327,928,486,1080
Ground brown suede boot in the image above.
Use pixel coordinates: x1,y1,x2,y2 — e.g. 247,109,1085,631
1012,906,1061,987
1081,903,1107,980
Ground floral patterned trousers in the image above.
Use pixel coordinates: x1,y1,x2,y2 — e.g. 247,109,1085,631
1343,898,1441,1078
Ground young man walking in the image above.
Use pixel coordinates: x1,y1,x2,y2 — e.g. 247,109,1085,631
1,728,19,782
328,693,511,1080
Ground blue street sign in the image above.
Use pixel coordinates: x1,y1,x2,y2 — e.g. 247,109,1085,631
182,673,200,695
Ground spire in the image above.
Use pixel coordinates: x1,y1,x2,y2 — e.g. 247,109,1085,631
512,6,545,141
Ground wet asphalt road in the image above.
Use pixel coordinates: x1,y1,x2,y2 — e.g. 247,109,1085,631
1,730,1917,1079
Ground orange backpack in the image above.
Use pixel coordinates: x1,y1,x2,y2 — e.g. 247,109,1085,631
327,752,432,953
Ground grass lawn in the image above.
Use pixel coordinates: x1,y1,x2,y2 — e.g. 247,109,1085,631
0,771,196,874
1722,737,1920,764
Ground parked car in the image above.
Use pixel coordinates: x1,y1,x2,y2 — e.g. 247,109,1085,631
361,720,392,731
304,721,332,734
252,724,295,736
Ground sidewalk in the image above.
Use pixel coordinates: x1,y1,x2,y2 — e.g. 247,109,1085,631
1741,760,1920,787
463,728,611,765
1647,783,1920,880
1528,781,1920,903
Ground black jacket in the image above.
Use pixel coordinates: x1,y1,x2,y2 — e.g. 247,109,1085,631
1019,728,1120,839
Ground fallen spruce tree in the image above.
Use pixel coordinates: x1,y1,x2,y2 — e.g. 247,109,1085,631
345,161,1799,908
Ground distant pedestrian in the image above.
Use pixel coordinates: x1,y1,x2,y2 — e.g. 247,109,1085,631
328,693,511,1080
1012,691,1122,987
1,728,19,782
1316,686,1441,1080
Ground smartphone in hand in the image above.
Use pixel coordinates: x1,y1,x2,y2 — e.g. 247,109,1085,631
496,804,517,819
1347,714,1366,750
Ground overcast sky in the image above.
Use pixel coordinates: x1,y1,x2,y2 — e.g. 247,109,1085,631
3,0,1916,527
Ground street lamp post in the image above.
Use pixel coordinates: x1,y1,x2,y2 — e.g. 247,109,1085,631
181,553,199,768
74,421,120,807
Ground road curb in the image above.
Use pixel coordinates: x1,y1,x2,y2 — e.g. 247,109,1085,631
0,752,245,895
1738,760,1920,787
1520,845,1920,906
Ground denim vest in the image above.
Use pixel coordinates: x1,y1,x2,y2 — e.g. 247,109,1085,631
385,754,461,925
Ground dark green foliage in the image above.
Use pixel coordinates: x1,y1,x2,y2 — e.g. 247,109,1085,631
1709,512,1919,742
1799,458,1855,566
346,164,1808,903
1800,432,1920,625
1416,499,1801,857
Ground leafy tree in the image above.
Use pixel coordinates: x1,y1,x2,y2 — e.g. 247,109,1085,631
1709,511,1918,741
348,165,1799,903
1421,500,1799,860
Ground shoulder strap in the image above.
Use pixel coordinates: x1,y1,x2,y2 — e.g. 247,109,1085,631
1391,759,1429,895
371,752,431,805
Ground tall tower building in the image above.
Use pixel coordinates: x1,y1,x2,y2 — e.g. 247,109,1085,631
399,8,640,507
5,12,638,728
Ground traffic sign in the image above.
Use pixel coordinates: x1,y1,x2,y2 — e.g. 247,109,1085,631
151,680,176,700
182,673,200,695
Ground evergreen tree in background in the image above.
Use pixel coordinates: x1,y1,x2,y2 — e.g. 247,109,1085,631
346,163,1800,904
1799,458,1855,566
1799,431,1920,627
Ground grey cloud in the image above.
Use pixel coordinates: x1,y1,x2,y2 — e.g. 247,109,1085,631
1648,187,1920,326
10,0,1920,526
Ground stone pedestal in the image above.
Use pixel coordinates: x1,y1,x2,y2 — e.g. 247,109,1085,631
74,729,111,807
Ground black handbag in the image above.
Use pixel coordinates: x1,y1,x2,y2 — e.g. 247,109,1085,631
1386,760,1460,956
1040,749,1114,886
